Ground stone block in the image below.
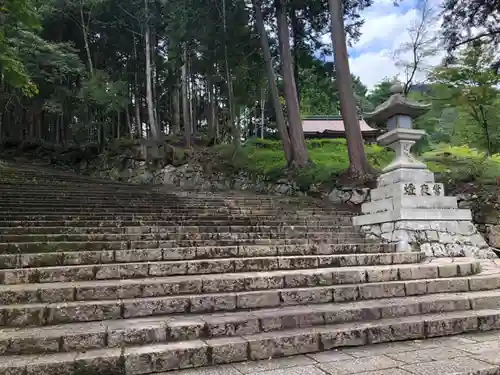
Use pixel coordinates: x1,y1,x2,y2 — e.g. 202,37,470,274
319,327,367,350
167,319,205,341
333,285,359,302
122,297,189,318
247,331,319,360
25,352,76,375
367,320,425,344
477,312,500,331
237,291,280,309
191,294,237,313
74,349,123,373
149,262,188,276
438,264,459,278
202,277,245,293
366,267,398,283
332,269,365,285
46,301,121,324
324,306,380,324
204,314,259,338
420,297,470,314
405,280,427,295
280,310,324,329
471,295,500,310
359,283,405,300
107,322,167,347
9,335,60,355
469,275,500,291
125,341,208,374
281,288,332,305
206,337,249,364
379,301,420,318
378,169,435,187
398,265,438,280
62,329,106,351
425,315,477,337
426,278,469,294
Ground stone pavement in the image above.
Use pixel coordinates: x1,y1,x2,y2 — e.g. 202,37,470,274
165,331,500,375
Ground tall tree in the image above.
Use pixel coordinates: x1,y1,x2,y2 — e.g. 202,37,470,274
393,0,439,94
442,0,500,64
430,43,500,155
252,0,293,164
276,0,309,167
329,0,371,179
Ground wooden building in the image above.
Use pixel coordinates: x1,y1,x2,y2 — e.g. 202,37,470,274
302,115,380,142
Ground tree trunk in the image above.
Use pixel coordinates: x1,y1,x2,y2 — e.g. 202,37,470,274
80,6,94,76
276,0,309,167
252,0,292,164
290,8,301,104
207,76,216,140
329,0,371,178
172,80,181,134
144,0,159,140
182,43,192,147
222,0,239,147
260,88,266,139
125,103,132,138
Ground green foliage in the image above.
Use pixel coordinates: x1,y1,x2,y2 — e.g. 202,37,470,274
429,44,500,154
366,78,394,110
423,145,500,184
228,138,392,188
0,0,40,94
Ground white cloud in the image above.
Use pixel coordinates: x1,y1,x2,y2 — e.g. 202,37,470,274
347,0,445,90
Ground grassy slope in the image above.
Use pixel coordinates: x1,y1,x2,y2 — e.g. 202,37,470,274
216,138,500,189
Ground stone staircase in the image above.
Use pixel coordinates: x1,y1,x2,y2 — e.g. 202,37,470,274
1,161,500,375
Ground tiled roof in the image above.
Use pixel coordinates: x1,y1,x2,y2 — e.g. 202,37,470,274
302,117,377,133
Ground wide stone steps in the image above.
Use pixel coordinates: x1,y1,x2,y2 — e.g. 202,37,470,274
2,267,497,307
0,231,367,243
0,224,348,235
2,309,500,375
0,214,353,224
0,239,378,255
0,243,392,270
2,290,500,357
0,260,484,324
0,252,424,284
0,218,354,228
0,204,354,215
0,219,351,228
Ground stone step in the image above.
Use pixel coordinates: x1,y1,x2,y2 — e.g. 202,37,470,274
0,187,320,201
0,260,483,325
0,204,352,213
0,224,348,235
0,231,367,244
0,252,424,284
0,238,374,254
0,219,352,228
1,267,497,309
0,206,355,217
2,289,500,356
0,243,393,270
0,214,353,224
0,214,352,227
2,309,500,374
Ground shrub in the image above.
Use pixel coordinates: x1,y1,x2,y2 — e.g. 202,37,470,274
422,145,500,184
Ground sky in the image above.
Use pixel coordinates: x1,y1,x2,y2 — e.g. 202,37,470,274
342,0,444,91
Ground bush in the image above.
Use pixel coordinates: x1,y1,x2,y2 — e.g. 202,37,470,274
226,138,392,187
422,145,500,184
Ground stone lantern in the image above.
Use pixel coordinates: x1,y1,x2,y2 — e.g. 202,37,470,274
353,81,493,259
